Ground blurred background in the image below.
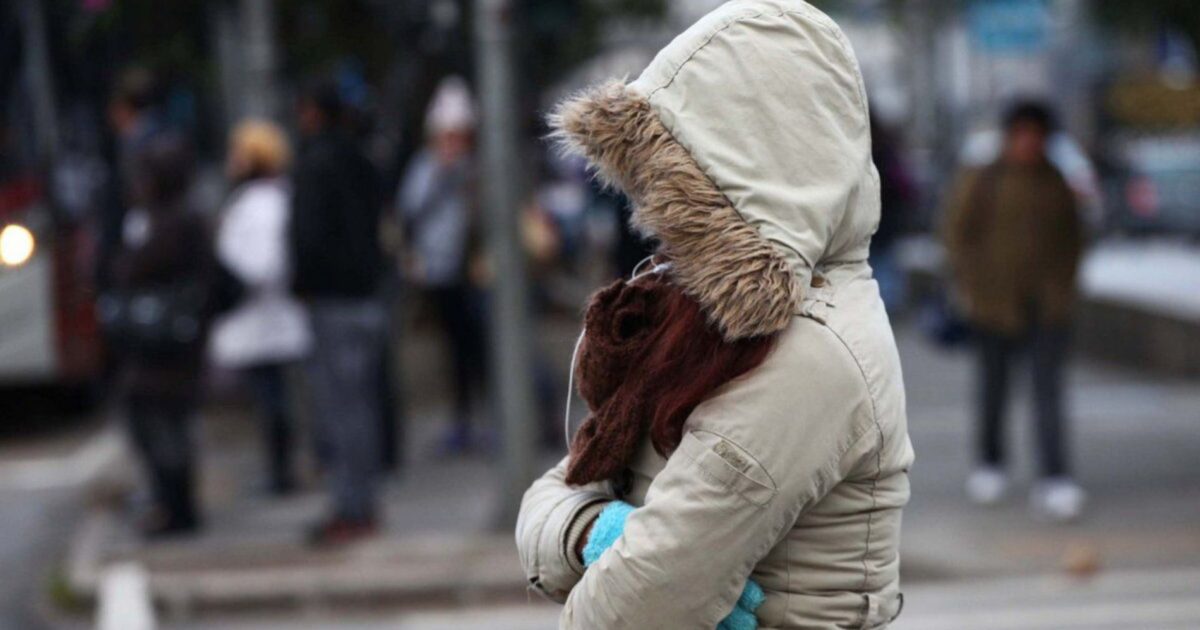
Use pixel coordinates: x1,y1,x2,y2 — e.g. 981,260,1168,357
1,0,1198,628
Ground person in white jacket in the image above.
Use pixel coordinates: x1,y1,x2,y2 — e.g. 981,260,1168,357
210,121,312,494
517,2,913,628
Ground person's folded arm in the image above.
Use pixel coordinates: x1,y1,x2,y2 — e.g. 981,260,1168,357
516,456,614,602
560,324,876,629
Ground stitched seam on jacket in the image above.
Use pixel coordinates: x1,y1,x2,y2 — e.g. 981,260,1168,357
643,7,780,100
819,325,885,594
860,424,884,592
646,7,855,100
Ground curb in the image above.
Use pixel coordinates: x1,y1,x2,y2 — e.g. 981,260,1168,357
66,513,529,621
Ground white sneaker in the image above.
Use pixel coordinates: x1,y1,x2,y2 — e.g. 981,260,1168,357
1031,478,1087,522
966,467,1009,505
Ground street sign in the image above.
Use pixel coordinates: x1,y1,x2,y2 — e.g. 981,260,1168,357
968,0,1050,55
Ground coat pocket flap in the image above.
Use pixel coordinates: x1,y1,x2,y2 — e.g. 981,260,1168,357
678,431,777,508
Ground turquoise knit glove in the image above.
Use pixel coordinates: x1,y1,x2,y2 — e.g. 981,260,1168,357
718,579,765,630
581,501,764,630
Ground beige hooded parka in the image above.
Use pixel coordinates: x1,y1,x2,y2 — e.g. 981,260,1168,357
516,2,914,628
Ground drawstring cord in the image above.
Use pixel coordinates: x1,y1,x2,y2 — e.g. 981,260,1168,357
563,327,586,451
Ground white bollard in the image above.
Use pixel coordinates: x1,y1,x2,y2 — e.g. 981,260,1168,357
96,562,156,630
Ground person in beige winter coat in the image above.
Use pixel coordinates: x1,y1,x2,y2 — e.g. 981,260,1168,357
515,2,914,628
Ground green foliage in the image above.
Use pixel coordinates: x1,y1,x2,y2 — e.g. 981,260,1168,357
1094,0,1200,47
276,0,393,81
66,0,211,82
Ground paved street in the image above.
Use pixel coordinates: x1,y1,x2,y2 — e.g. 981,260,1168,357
0,483,76,629
897,326,1200,578
0,401,108,630
173,567,1200,629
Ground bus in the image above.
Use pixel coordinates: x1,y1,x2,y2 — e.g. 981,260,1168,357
0,174,103,389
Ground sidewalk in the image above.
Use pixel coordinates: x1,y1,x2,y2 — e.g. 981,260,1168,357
65,318,1200,625
69,409,556,620
895,328,1200,579
170,566,1200,630
68,317,583,623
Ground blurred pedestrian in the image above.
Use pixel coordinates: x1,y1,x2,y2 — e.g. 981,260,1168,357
869,113,916,314
100,68,164,290
943,101,1087,521
209,121,311,496
107,134,211,537
290,80,387,545
397,76,488,455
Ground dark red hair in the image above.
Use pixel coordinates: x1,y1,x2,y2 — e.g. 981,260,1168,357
640,283,776,456
565,273,778,486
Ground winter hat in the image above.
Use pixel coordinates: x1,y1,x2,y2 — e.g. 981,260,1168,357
425,76,477,135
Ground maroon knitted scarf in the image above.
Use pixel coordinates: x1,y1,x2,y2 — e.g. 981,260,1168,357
565,274,776,486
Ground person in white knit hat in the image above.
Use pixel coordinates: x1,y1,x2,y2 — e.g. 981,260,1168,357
398,75,489,455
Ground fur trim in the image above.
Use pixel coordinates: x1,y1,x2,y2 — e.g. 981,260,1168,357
550,81,800,340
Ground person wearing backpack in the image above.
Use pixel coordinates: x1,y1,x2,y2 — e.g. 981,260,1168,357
109,134,212,537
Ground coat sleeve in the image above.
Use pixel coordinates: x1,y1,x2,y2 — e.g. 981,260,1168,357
515,457,614,602
941,168,980,291
1050,171,1084,284
559,322,877,629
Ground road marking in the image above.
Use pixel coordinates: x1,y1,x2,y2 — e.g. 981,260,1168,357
97,562,156,630
895,568,1200,630
898,596,1200,630
0,427,122,491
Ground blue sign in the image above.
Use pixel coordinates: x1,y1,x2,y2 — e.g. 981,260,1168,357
968,0,1050,55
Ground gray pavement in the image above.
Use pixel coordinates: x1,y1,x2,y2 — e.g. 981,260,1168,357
897,327,1200,579
0,484,78,630
173,566,1200,630
0,408,108,630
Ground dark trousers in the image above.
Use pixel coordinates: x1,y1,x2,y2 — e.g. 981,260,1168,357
126,396,198,526
429,284,487,427
246,363,295,491
976,325,1070,478
306,299,386,521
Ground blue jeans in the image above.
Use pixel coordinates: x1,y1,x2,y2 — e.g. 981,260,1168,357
306,299,386,521
977,325,1070,477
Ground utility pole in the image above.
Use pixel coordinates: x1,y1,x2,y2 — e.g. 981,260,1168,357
19,0,59,163
240,0,279,120
473,0,538,528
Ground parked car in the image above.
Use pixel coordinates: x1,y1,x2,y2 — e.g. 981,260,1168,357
1105,132,1200,236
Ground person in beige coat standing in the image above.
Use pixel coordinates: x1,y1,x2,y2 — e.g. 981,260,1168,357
516,2,914,628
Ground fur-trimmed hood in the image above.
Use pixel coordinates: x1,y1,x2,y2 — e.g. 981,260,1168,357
552,0,879,340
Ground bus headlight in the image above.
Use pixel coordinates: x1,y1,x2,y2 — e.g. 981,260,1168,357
0,224,36,267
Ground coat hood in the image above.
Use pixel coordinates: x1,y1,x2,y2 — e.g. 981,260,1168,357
552,0,879,340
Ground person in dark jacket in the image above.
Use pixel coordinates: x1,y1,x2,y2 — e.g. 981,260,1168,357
110,134,212,537
290,80,386,546
943,101,1086,521
101,68,165,290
